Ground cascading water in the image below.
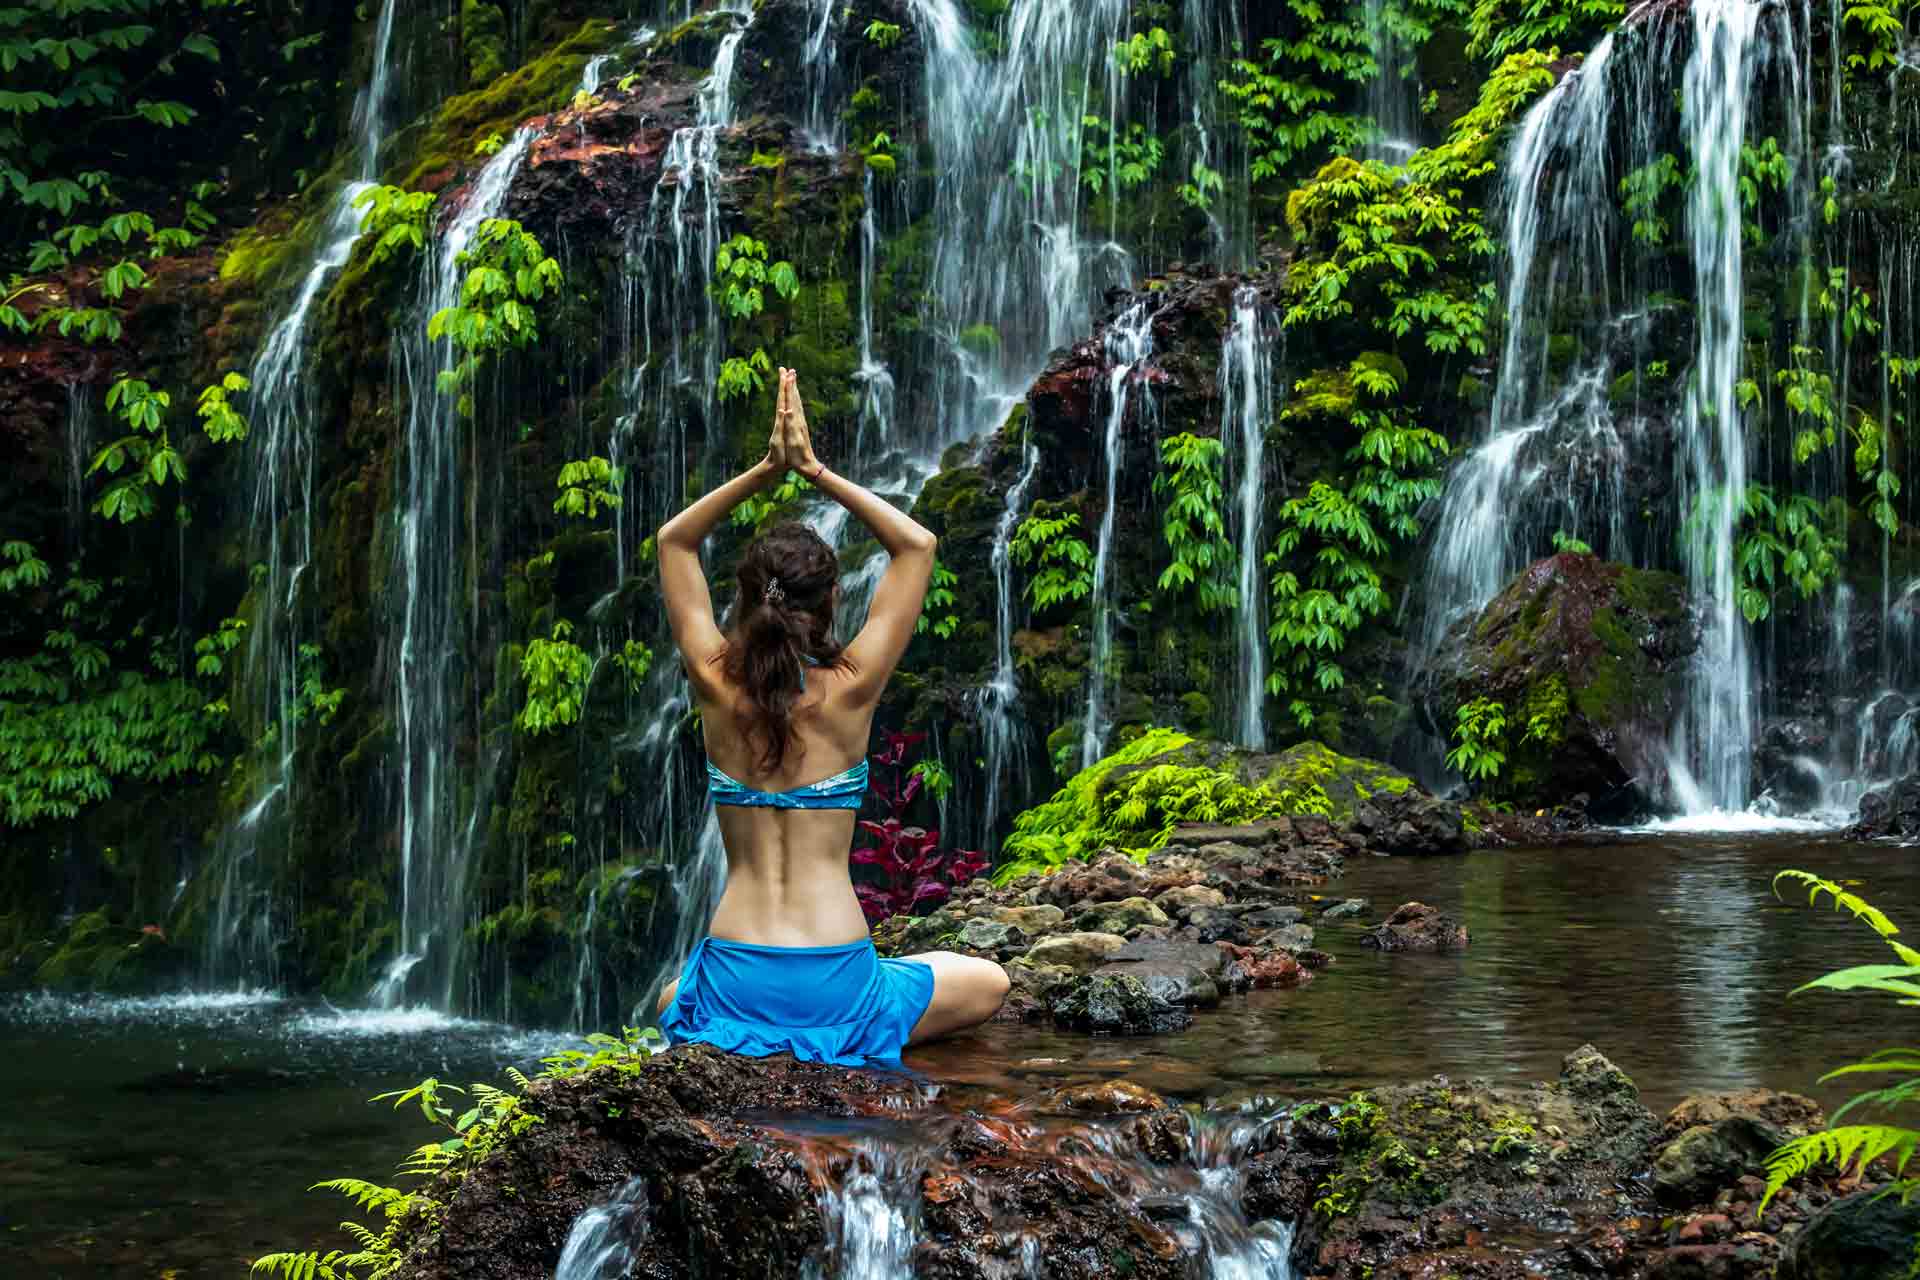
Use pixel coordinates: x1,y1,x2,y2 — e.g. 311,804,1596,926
1669,0,1762,814
383,123,537,1009
201,0,403,989
1221,289,1278,749
1081,300,1156,769
974,435,1042,847
800,0,845,152
1413,3,1805,815
554,1177,653,1280
1362,0,1419,159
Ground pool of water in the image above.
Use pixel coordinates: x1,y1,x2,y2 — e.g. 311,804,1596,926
2,833,1912,1277
915,832,1919,1115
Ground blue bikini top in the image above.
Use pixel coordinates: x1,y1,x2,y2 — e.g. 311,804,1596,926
706,758,869,810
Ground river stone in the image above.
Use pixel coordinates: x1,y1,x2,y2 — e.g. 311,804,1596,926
1095,939,1229,1007
1024,931,1128,972
1780,1189,1920,1280
1044,1080,1168,1114
1048,972,1193,1035
1360,902,1468,952
992,904,1066,933
1241,904,1306,929
1651,1091,1823,1207
1319,898,1369,921
956,919,1018,953
1034,854,1152,908
1263,923,1316,952
1152,884,1228,915
1074,896,1171,934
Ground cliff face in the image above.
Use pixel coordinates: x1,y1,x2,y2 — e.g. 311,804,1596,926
7,0,1920,1018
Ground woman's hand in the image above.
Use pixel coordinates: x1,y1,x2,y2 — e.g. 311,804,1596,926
762,374,792,475
779,367,822,475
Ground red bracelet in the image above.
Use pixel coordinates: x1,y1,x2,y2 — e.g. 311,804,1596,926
807,461,827,482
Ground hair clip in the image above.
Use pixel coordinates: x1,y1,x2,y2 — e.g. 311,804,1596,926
763,577,786,604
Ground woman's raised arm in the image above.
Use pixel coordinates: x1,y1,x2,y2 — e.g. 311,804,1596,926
777,368,934,705
656,387,791,673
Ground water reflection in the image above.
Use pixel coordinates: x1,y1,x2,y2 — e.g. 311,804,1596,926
913,834,1917,1115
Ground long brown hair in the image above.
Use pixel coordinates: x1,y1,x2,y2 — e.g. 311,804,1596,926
722,521,845,773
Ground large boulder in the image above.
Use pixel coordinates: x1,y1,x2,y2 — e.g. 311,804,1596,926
1424,552,1698,819
1847,771,1920,839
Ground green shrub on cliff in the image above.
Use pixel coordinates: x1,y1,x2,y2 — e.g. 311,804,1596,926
1762,871,1920,1219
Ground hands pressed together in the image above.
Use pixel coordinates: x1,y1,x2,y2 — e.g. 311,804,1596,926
765,366,824,481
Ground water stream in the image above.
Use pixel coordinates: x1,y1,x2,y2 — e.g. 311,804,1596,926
1221,289,1278,749
1080,302,1157,769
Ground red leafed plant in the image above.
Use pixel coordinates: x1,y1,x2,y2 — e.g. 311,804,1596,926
851,731,987,924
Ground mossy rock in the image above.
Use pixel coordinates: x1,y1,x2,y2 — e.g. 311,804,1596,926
1422,552,1698,818
394,19,628,189
1095,736,1418,825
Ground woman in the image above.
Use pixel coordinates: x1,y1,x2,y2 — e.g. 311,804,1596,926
654,366,1009,1066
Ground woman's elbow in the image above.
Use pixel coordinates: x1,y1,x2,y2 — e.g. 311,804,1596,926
907,527,938,556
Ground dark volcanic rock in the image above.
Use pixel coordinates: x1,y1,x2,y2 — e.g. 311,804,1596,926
1652,1089,1824,1206
1847,771,1920,839
1360,901,1469,952
1780,1189,1920,1280
1048,971,1193,1034
1423,552,1699,819
1093,939,1229,1007
1241,1045,1659,1280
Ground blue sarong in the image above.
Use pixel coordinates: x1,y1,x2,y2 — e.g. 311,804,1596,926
659,936,935,1067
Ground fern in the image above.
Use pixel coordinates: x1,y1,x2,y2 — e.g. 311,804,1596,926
1763,1126,1920,1208
1010,503,1095,610
1763,871,1920,1216
1154,433,1237,612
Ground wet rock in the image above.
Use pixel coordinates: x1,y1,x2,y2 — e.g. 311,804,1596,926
1319,898,1369,921
1263,923,1317,952
1048,972,1194,1035
1780,1189,1920,1280
993,904,1066,933
1043,1080,1167,1114
1152,884,1228,916
1073,895,1171,935
1652,1090,1823,1207
1179,907,1249,944
1421,552,1699,819
1093,939,1227,1007
1240,904,1307,929
1847,771,1920,839
1247,1044,1659,1280
1360,902,1468,952
1034,854,1153,908
1348,790,1469,855
1215,942,1311,989
1024,931,1128,972
956,918,1019,954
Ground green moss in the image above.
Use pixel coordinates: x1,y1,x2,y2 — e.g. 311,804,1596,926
1282,365,1357,421
1253,740,1413,820
396,20,626,188
1180,690,1213,729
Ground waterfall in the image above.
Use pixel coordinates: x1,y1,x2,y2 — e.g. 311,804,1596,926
200,0,404,989
1670,0,1762,813
804,1144,925,1280
1362,0,1419,160
1413,3,1803,814
384,123,536,1010
800,0,845,152
853,168,897,459
1415,35,1624,671
1081,300,1156,769
1221,289,1278,749
975,434,1042,846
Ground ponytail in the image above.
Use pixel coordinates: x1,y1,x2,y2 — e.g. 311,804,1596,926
722,522,845,773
